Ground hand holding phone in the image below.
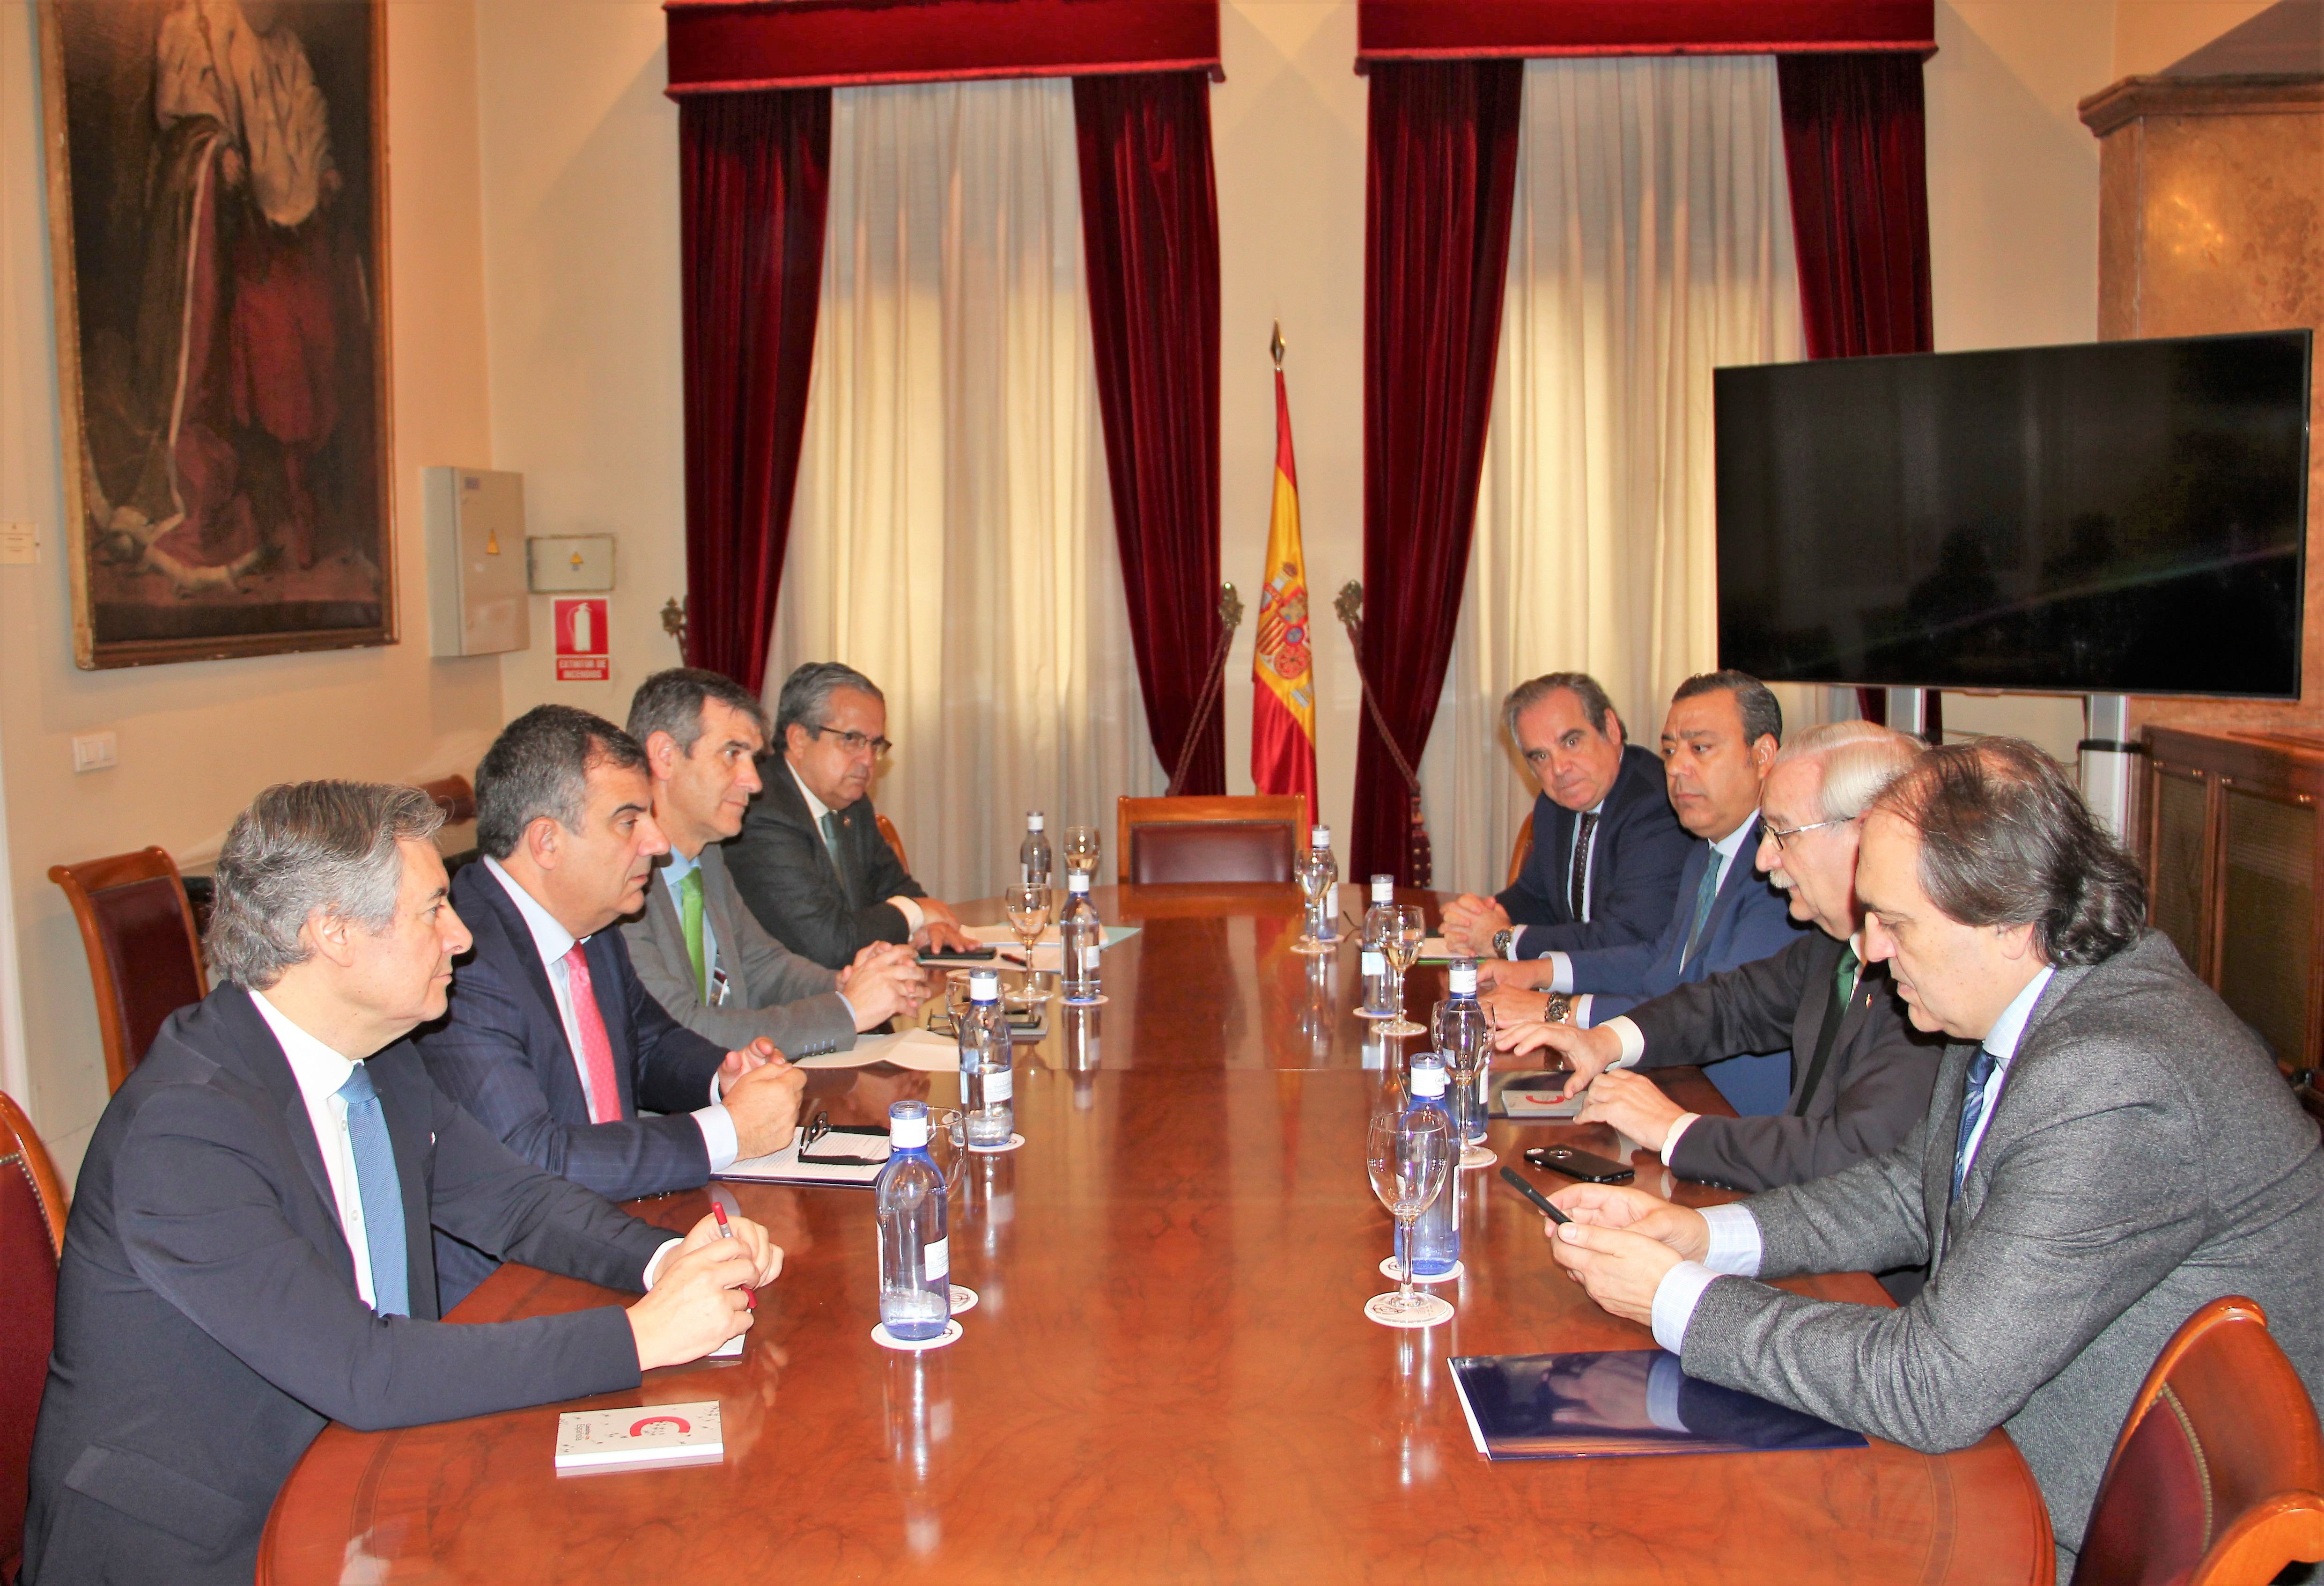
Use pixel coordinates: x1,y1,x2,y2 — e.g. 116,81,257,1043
1498,1165,1571,1224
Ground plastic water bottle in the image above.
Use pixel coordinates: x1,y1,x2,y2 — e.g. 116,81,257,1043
1402,1057,1461,1278
875,1101,950,1340
1019,812,1052,888
1361,874,1397,1016
1436,959,1492,1146
1060,871,1103,1005
955,968,1014,1148
1302,825,1340,943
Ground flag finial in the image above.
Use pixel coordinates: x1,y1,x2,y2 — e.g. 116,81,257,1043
1269,321,1285,371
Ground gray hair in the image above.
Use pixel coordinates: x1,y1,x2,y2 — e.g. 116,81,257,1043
1776,720,1926,821
206,782,445,988
474,705,648,860
626,667,768,756
774,661,885,742
1672,670,1783,750
1502,672,1624,749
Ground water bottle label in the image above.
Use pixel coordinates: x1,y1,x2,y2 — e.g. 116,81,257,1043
923,1236,949,1282
1311,825,1331,847
1362,950,1386,976
1027,813,1045,831
987,1067,1013,1103
1068,873,1091,894
1450,963,1478,995
1082,945,1102,970
1371,876,1394,902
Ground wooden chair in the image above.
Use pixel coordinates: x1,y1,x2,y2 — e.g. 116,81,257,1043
2072,1296,2324,1586
1505,810,1535,888
0,1092,67,1586
417,773,477,824
48,848,209,1094
1116,796,1308,885
876,814,910,876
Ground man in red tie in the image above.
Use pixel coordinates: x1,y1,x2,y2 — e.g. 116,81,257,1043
417,705,806,1308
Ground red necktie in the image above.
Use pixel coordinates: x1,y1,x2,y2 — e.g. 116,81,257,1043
561,945,624,1125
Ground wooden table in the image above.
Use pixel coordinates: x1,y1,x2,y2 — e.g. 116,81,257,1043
260,885,2052,1584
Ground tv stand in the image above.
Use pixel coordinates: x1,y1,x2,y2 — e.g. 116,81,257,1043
1884,688,1927,738
2080,694,2137,842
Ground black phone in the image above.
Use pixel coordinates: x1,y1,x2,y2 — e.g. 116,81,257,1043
1524,1145,1635,1184
1497,1070,1575,1095
917,946,999,963
1498,1165,1571,1224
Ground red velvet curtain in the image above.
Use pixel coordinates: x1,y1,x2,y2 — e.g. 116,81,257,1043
1074,71,1226,794
1352,61,1523,881
1776,53,1935,734
677,89,833,693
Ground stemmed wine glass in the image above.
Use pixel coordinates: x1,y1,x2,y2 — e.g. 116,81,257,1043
1365,1109,1455,1328
1378,904,1428,1037
1292,847,1337,955
1063,825,1101,881
1003,882,1051,1008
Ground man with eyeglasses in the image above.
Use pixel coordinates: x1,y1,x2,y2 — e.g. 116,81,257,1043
1496,721,1943,1196
726,661,974,970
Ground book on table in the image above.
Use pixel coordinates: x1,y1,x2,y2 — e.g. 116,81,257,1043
555,1401,725,1475
1449,1350,1866,1460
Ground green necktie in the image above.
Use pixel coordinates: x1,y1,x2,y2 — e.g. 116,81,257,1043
1681,848,1721,965
680,866,708,1001
1835,942,1860,1007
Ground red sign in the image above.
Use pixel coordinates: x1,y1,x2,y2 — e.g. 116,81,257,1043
553,597,609,682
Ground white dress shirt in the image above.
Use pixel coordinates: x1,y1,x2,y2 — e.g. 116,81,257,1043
481,856,738,1171
788,761,925,933
1645,962,2058,1353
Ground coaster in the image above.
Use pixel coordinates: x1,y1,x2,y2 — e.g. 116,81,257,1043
871,1319,964,1352
949,1285,979,1315
1363,1291,1454,1329
1059,993,1109,1007
1459,1145,1498,1170
967,1132,1026,1155
1379,1257,1464,1285
1354,1006,1400,1021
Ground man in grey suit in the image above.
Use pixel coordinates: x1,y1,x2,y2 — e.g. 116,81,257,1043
1538,737,2324,1571
1501,720,1941,1192
621,668,928,1055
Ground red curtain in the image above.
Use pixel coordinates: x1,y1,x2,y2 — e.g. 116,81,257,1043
1776,52,1934,733
677,89,833,693
1352,60,1523,881
1074,71,1226,794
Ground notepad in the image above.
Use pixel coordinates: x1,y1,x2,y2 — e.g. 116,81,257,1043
720,1124,887,1188
555,1401,725,1474
1493,1072,1586,1120
1448,1350,1866,1460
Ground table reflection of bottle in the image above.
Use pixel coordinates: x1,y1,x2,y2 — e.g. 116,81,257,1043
1392,1329,1441,1488
884,1351,953,1556
962,1152,1015,1313
1300,954,1333,1062
1062,1006,1100,1111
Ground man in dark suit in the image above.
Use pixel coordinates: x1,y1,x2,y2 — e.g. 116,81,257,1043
1501,721,1942,1191
1483,672,1808,1115
23,782,777,1586
620,668,928,1053
1441,672,1692,963
1538,739,2324,1574
726,661,974,970
416,705,806,1307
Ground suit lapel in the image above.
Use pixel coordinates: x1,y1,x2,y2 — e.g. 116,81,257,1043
464,869,573,1064
1926,1043,1977,1272
211,985,364,1289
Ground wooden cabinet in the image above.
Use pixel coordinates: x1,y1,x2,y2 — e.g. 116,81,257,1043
2145,727,2324,1073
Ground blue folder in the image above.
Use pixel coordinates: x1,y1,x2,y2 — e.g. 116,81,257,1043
1448,1349,1867,1460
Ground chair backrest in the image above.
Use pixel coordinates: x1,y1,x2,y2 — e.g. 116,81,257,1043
1505,810,1535,890
417,773,477,824
47,847,208,1094
0,1091,66,1586
2073,1296,2324,1586
875,814,910,876
1117,796,1308,885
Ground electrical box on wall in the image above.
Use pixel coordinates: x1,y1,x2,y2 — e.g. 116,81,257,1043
423,468,530,657
528,535,616,592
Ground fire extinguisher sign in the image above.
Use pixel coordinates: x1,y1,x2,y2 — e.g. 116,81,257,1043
553,597,610,682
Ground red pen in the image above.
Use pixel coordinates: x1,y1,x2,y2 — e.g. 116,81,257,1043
710,1199,756,1311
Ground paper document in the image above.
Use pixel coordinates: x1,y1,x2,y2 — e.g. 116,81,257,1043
556,1401,724,1474
793,1028,962,1072
721,1125,886,1188
964,923,1139,971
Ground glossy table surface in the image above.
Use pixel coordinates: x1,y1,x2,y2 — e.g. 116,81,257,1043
260,885,2052,1584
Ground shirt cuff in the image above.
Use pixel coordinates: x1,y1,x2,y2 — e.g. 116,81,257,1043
889,895,926,933
1572,993,1596,1029
1547,952,1574,993
693,1103,740,1173
1506,925,1524,957
835,990,861,1030
1606,1015,1646,1067
1699,1203,1764,1275
643,1236,684,1290
1660,1113,1701,1166
1651,1261,1725,1354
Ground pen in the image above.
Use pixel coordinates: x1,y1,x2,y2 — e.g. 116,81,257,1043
710,1198,756,1310
1498,1164,1572,1225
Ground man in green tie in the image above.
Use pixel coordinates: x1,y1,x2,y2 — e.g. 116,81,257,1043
1498,720,1944,1194
621,669,930,1056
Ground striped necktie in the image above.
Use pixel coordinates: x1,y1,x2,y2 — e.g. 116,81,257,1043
334,1064,410,1318
1680,846,1721,965
1951,1048,2001,1198
820,810,856,907
1567,811,1598,919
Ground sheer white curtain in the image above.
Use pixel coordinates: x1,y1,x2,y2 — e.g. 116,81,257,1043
771,80,1163,903
1419,57,1815,895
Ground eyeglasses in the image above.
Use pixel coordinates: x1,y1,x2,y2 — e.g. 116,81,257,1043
1761,815,1852,851
807,724,893,756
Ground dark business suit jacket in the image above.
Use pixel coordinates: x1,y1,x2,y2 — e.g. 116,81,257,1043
1624,928,1944,1191
726,756,930,970
1496,743,1690,960
1681,933,2324,1565
22,984,663,1586
1564,815,1809,1115
418,861,728,1306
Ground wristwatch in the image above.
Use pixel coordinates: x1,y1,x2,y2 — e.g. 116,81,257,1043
1491,928,1517,960
1543,992,1574,1025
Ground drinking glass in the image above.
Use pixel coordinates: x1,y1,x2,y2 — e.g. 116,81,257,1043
1292,848,1337,955
1003,882,1051,1007
1378,904,1428,1037
1063,825,1101,880
1364,1110,1455,1328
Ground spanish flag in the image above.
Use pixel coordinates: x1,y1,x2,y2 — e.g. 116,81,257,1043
1252,360,1318,821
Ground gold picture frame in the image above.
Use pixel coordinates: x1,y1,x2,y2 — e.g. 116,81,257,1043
39,0,396,670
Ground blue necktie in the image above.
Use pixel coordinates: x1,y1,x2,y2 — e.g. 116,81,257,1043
1680,846,1721,966
1950,1048,2001,1199
336,1064,410,1318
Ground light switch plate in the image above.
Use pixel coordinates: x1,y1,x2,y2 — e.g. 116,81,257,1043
528,535,616,593
73,731,117,772
0,523,37,565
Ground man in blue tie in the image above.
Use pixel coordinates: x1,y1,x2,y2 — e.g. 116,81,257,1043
25,782,781,1586
1529,738,2324,1575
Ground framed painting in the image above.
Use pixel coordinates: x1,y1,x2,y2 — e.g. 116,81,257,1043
39,0,394,669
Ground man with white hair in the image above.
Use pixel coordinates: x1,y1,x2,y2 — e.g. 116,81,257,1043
1500,721,1943,1191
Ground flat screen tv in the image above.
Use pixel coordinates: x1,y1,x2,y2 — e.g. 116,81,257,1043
1715,330,2312,698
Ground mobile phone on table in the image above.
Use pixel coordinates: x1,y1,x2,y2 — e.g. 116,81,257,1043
1497,1070,1575,1095
1498,1166,1571,1225
1524,1145,1635,1184
917,946,998,963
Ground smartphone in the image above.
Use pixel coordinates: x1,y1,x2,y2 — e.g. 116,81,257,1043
1497,1070,1575,1095
917,946,998,964
1524,1145,1635,1184
1498,1165,1571,1225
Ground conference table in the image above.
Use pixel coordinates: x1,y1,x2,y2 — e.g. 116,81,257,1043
259,884,2053,1584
